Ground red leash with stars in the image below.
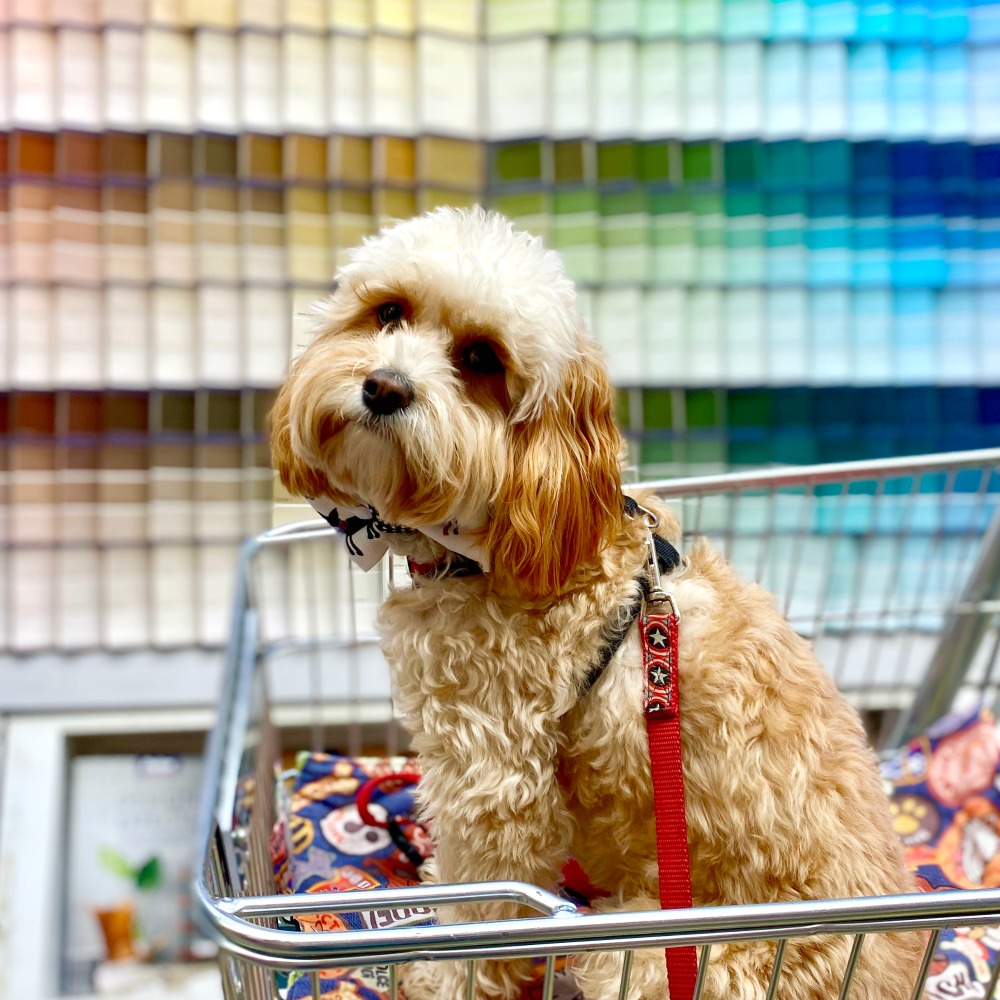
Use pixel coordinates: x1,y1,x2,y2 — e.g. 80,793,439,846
639,513,699,1000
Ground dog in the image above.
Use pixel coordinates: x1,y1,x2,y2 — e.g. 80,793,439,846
271,207,926,1000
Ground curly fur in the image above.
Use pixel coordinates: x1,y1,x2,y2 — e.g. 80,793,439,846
271,207,926,999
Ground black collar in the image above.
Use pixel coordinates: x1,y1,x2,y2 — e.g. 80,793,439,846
576,496,681,699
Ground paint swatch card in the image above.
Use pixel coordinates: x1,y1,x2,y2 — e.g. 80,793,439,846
283,31,327,133
329,34,368,131
418,34,479,136
721,41,763,138
59,28,102,128
764,42,805,138
767,287,810,384
487,38,549,139
240,30,281,131
152,287,196,386
57,549,101,650
144,28,194,130
638,40,681,137
55,287,103,387
12,287,54,386
725,288,766,385
596,39,638,138
369,34,416,134
12,27,57,127
106,287,151,387
594,287,644,384
551,38,593,138
852,287,894,384
195,29,238,131
810,288,851,384
935,290,976,384
980,290,1000,381
686,287,724,384
197,286,242,387
682,40,721,138
643,288,686,384
152,545,198,647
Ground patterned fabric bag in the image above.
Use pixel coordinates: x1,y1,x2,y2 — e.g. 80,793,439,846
882,704,1000,999
272,715,1000,1000
272,752,582,1000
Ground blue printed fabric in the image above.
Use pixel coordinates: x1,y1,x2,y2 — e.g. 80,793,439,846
274,754,434,1000
882,705,1000,999
274,713,1000,1000
273,752,582,1000
275,754,433,926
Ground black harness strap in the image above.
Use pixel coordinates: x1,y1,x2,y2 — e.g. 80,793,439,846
576,496,681,699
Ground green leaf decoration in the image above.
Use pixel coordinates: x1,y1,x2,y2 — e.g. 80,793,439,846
136,857,162,890
98,846,136,880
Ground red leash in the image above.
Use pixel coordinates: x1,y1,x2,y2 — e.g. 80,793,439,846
642,593,698,1000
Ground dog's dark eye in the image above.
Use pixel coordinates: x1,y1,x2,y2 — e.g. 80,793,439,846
377,302,404,328
460,341,504,375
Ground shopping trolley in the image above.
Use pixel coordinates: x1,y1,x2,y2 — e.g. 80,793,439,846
195,447,1000,1000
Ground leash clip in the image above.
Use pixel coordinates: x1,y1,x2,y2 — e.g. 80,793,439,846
632,501,680,618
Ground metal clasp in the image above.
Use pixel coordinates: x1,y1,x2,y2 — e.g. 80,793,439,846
636,503,680,619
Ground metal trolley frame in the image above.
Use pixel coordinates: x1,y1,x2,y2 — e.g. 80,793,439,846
195,447,1000,1000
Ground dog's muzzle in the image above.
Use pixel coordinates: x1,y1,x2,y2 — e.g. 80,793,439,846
362,368,413,416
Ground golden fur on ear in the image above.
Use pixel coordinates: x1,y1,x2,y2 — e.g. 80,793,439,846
487,342,624,598
269,373,338,501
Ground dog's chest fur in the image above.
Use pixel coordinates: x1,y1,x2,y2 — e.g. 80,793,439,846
377,533,915,913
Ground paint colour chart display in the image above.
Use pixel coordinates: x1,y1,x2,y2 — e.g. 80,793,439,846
2,0,1000,656
0,388,273,652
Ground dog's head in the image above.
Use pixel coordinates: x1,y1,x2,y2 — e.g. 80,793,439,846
271,207,624,597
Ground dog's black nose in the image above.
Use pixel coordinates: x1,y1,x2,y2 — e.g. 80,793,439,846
362,368,413,416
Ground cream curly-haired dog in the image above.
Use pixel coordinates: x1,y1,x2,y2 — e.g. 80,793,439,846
271,207,925,1000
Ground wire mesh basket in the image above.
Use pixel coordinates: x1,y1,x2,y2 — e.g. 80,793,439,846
195,447,1000,1000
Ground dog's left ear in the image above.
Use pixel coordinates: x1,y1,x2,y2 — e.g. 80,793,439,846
486,341,624,598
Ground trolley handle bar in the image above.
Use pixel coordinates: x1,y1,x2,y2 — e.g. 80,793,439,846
258,521,344,544
221,881,579,920
633,446,1000,497
193,878,1000,968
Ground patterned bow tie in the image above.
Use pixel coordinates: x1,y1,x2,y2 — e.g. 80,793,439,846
307,498,490,573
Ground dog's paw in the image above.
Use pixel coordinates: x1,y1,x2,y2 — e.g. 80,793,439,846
572,948,669,1000
419,856,440,886
400,958,533,1000
400,959,450,1000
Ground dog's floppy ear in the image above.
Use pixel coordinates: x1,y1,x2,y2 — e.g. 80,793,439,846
270,371,337,500
486,341,623,598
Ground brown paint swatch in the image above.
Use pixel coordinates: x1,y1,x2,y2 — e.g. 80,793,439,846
158,391,196,434
332,135,372,185
199,134,238,179
285,134,327,182
16,131,57,175
12,392,57,436
153,132,194,178
376,136,416,185
103,392,149,434
242,133,283,182
61,132,103,179
104,131,147,178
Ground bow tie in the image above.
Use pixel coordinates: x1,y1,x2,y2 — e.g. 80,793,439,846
307,498,490,573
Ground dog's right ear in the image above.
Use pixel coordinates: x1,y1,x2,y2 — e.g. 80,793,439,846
269,371,337,500
485,342,624,599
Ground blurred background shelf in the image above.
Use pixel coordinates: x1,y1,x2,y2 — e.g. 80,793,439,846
3,0,1000,667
